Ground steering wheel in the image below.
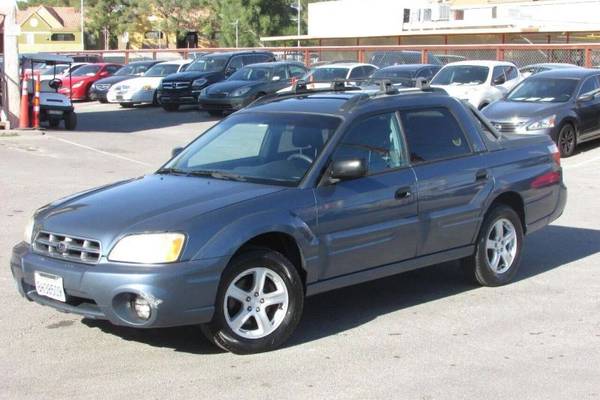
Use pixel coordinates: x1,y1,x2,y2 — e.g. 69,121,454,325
287,153,313,164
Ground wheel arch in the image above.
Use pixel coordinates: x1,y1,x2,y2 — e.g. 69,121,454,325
487,191,526,233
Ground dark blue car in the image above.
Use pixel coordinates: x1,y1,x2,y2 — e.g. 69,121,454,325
11,85,566,354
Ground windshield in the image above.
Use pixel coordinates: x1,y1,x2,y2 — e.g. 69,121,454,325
186,56,228,72
431,65,489,86
144,64,180,77
303,67,349,82
163,113,341,186
229,66,272,81
71,65,101,77
40,65,69,75
507,78,578,103
115,63,151,76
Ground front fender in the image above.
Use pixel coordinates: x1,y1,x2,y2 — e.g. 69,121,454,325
192,209,320,278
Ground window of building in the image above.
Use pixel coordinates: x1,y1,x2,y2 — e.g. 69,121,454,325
50,33,75,42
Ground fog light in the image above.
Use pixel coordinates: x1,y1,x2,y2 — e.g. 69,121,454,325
131,296,151,320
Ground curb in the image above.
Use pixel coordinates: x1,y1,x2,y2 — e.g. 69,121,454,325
0,129,46,137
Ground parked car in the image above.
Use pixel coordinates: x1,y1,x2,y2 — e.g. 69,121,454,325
361,64,441,88
435,54,467,65
58,63,123,101
519,63,582,78
157,51,276,111
280,62,378,91
431,60,521,109
12,84,566,354
482,68,600,157
90,60,162,103
198,61,308,116
106,60,191,108
369,50,442,68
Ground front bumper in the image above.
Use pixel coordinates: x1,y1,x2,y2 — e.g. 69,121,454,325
89,89,108,101
11,242,226,328
157,89,201,105
198,96,248,111
106,90,155,104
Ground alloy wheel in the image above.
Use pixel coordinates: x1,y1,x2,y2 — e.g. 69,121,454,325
223,267,289,339
559,125,575,156
485,218,518,274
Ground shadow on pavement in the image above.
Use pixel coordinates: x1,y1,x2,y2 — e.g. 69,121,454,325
81,224,600,354
65,104,221,133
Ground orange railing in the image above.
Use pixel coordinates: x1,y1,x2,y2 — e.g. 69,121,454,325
51,43,600,68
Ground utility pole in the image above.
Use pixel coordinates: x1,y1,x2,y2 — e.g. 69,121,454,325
80,0,84,50
291,3,301,47
1,0,20,128
232,19,239,48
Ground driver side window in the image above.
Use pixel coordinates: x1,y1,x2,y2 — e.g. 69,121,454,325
579,76,600,96
331,113,407,175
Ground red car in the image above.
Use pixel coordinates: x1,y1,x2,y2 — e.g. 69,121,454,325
59,63,122,100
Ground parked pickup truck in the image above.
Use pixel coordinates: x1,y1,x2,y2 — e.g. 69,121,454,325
11,84,566,354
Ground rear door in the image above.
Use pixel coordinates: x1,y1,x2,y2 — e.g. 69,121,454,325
399,106,489,256
314,112,418,279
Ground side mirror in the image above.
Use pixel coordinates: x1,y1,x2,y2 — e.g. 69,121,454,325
493,76,506,85
272,75,281,81
225,66,236,77
328,159,367,182
171,147,184,158
48,78,62,90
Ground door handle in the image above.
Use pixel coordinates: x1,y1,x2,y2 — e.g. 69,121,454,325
475,169,489,182
395,187,412,200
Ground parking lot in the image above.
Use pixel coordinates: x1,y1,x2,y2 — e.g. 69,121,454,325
1,102,599,399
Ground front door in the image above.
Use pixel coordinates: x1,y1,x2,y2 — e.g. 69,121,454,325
314,112,419,279
576,75,600,139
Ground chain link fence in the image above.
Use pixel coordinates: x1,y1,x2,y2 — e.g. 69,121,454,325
54,45,600,68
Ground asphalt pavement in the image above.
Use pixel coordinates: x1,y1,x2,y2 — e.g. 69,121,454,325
1,101,599,399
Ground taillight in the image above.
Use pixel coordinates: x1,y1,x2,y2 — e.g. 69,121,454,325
531,171,561,189
548,143,560,166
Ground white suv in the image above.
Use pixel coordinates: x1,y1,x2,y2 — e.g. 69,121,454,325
279,62,378,92
431,60,521,110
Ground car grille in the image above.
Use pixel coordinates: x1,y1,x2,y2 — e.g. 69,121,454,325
490,121,526,133
208,92,228,98
95,84,111,90
33,231,102,265
162,82,191,90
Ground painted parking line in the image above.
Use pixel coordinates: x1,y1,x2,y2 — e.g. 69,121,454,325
563,154,600,169
48,136,151,166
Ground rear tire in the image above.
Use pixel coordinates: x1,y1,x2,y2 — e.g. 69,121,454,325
119,102,134,108
201,248,304,354
163,104,179,112
99,99,108,104
64,112,77,130
557,123,577,157
462,204,523,286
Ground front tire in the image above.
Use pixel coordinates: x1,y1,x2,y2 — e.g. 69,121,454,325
201,249,304,354
64,112,77,130
462,205,523,286
119,102,134,108
557,123,577,157
163,104,179,112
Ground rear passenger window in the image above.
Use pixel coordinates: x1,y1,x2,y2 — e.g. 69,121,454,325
400,108,471,164
505,66,518,81
332,113,407,174
288,65,306,78
349,67,366,79
579,76,600,96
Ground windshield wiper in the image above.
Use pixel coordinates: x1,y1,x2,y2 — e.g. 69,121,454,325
156,167,188,175
187,170,247,182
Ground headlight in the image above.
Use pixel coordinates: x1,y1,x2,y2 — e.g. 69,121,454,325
142,84,153,91
527,115,556,131
231,86,251,97
199,88,207,96
72,81,84,88
192,78,207,87
108,233,185,264
24,216,35,244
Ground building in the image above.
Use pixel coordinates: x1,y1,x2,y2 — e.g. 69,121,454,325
261,0,600,46
15,6,82,53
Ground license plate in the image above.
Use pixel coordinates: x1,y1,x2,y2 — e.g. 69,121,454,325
34,271,66,302
48,110,63,115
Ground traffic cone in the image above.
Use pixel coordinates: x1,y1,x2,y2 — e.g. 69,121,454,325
32,73,40,129
19,75,30,129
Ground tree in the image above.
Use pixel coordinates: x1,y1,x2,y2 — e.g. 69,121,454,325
84,0,140,49
147,0,207,48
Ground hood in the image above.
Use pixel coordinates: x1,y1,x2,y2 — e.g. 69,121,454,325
207,80,262,94
61,75,91,86
431,84,485,99
94,75,134,86
36,174,283,250
482,100,566,122
162,71,222,82
113,76,163,90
